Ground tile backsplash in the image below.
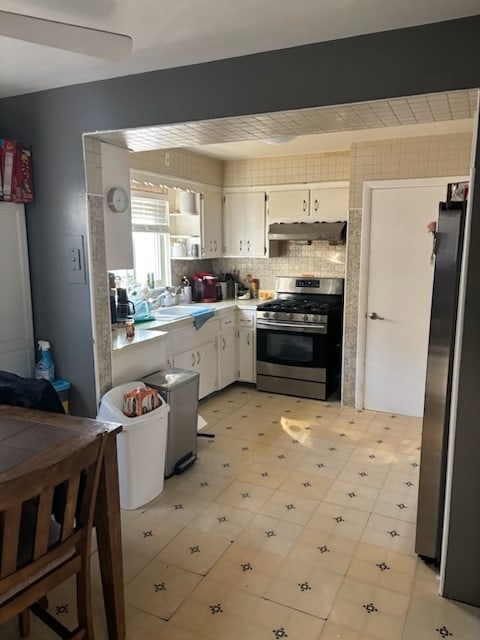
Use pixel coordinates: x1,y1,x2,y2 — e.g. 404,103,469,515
216,242,346,290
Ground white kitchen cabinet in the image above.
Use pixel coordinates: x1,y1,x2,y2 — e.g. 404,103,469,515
236,308,256,382
223,191,266,257
267,183,349,222
174,340,217,399
237,328,256,383
171,318,219,399
310,186,349,221
218,328,236,389
218,314,236,388
267,189,309,220
201,189,223,258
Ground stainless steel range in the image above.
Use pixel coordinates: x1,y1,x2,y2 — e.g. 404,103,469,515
256,276,344,400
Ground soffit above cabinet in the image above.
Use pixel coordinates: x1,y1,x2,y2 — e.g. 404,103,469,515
93,90,477,153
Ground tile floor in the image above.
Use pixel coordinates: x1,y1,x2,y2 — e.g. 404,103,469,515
3,384,480,639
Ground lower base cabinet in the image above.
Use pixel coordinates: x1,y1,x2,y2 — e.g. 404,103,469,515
218,328,236,388
174,340,217,399
237,328,256,383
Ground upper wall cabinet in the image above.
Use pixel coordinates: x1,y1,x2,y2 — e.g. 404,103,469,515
267,182,349,222
201,189,223,258
101,143,134,270
223,191,266,258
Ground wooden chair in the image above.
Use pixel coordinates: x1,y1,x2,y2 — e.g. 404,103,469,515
0,432,107,639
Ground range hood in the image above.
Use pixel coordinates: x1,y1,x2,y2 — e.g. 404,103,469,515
268,221,347,245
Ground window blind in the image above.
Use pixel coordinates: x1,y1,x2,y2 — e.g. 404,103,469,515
131,193,169,231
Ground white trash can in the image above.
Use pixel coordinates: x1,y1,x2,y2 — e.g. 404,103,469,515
97,381,170,510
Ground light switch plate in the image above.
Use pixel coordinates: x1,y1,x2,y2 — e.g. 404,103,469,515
65,235,86,284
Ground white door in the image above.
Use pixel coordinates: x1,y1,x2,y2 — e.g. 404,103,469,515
0,203,34,377
363,182,456,417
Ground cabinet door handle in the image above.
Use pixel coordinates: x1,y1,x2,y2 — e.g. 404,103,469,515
192,352,196,367
197,351,201,364
201,246,205,255
303,199,307,212
247,333,250,346
240,240,243,251
210,240,213,251
214,240,217,251
314,199,319,212
222,337,226,350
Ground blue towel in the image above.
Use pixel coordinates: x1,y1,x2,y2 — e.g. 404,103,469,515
192,308,215,330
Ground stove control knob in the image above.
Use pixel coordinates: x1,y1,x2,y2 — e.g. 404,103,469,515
273,312,279,319
288,313,293,320
313,314,319,322
303,314,309,322
264,312,270,318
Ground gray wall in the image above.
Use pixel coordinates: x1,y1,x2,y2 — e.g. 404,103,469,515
0,16,480,603
0,16,478,416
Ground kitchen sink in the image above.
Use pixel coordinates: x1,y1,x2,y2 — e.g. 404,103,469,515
153,305,194,319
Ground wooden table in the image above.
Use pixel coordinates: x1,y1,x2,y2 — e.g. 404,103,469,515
0,405,126,640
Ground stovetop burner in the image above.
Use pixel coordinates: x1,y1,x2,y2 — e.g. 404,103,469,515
258,299,331,314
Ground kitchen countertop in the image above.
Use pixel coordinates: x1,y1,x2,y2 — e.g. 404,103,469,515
111,298,263,351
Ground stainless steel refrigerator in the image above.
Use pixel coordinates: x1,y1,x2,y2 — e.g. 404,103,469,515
415,200,466,560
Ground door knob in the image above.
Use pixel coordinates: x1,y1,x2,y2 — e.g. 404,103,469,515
369,312,384,320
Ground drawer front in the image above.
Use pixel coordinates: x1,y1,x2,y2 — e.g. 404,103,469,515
221,315,235,331
172,318,220,352
237,309,255,327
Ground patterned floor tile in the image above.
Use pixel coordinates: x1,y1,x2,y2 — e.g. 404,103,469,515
125,558,202,619
328,577,410,640
264,557,344,618
157,527,232,575
6,384,477,640
207,542,284,595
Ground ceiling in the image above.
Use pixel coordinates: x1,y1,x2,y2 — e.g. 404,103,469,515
1,0,480,98
93,90,478,155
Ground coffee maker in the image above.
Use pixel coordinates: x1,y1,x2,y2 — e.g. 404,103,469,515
116,288,135,321
191,272,217,303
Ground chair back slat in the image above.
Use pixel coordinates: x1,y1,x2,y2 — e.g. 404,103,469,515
0,505,22,578
60,475,80,542
33,488,54,560
0,435,106,582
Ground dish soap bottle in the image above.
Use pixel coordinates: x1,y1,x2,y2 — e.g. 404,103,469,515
35,340,55,382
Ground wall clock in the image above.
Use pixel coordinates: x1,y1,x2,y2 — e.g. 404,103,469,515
107,186,129,213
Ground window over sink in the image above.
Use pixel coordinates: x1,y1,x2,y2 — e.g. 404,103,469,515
130,192,171,287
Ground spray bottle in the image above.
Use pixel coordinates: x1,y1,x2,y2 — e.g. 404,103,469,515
35,340,55,382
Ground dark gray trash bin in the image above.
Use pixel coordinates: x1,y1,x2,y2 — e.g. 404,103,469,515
142,368,200,477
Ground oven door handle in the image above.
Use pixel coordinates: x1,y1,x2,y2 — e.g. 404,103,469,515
256,320,327,333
